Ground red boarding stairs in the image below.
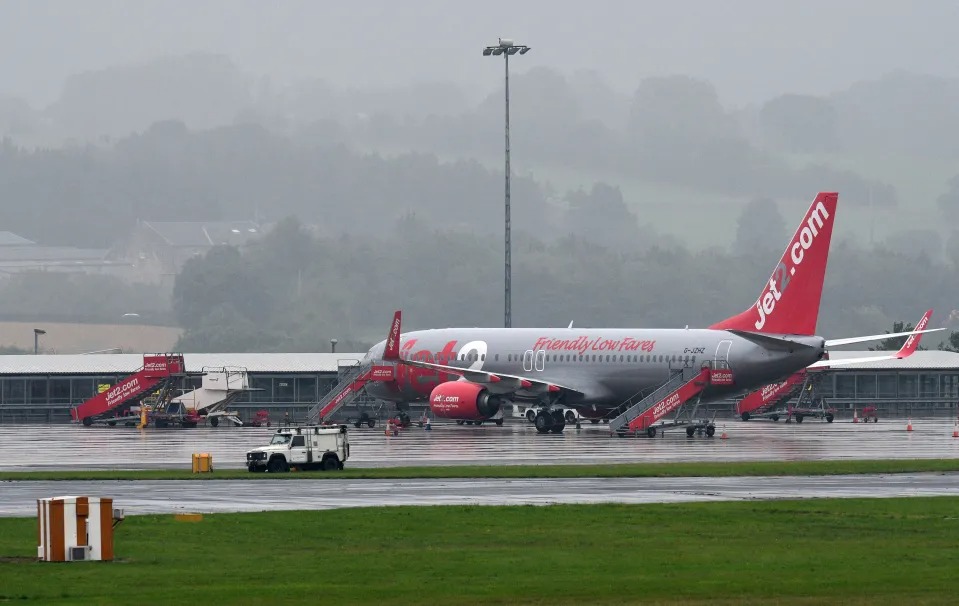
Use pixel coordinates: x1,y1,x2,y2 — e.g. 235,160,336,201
71,353,186,426
735,369,808,421
307,362,396,423
608,363,733,437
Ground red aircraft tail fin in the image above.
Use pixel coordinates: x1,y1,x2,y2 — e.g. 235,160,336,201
383,311,402,360
711,192,838,335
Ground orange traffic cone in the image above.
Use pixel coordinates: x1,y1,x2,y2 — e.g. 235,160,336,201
720,424,728,440
952,420,958,439
853,408,859,424
906,418,913,432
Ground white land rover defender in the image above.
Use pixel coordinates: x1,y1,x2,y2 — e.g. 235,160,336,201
246,425,349,473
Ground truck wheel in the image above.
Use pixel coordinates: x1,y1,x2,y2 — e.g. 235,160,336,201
322,456,338,471
210,417,219,427
81,417,93,427
367,419,376,428
646,426,657,438
268,457,289,473
740,412,750,421
825,414,834,423
686,426,695,437
705,425,716,437
795,415,804,424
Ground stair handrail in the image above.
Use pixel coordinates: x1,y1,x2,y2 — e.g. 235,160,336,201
609,371,689,431
307,361,373,421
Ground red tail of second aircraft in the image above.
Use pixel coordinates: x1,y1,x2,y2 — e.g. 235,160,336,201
711,192,839,336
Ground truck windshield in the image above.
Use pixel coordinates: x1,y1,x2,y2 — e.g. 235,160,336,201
270,434,292,445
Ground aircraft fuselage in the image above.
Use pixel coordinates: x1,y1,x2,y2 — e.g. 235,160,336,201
364,327,825,416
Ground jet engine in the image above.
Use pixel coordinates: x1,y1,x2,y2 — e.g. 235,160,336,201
428,381,502,420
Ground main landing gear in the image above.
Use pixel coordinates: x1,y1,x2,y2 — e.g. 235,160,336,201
533,408,567,434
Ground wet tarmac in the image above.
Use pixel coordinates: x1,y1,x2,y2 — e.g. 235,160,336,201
1,417,958,471
2,473,958,517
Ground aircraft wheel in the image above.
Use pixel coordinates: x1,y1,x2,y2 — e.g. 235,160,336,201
550,410,566,433
456,420,465,425
646,426,657,439
494,419,504,426
590,419,600,424
565,410,577,424
740,412,750,421
686,427,696,438
534,410,553,434
705,425,716,437
526,409,536,423
825,414,835,423
474,421,483,426
772,415,780,422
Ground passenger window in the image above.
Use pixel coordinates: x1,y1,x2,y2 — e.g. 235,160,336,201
291,436,305,447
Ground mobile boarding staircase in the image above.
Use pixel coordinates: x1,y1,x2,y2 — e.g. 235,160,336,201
163,366,256,427
736,370,835,424
71,354,187,426
306,360,397,426
608,361,733,438
735,369,808,422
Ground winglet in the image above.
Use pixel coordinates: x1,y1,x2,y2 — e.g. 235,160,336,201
897,309,933,358
383,311,402,360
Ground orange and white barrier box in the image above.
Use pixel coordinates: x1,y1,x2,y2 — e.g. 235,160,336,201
37,496,120,562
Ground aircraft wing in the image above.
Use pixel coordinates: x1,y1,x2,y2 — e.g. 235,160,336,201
811,309,935,369
396,358,587,396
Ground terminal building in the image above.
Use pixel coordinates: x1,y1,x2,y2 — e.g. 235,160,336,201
0,353,369,423
0,350,957,423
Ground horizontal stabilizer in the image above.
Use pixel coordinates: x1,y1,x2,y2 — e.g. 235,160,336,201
726,330,819,352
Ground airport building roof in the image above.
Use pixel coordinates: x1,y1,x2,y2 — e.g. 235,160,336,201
825,350,959,370
0,353,366,376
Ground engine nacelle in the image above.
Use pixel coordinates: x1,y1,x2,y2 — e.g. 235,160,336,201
429,381,502,420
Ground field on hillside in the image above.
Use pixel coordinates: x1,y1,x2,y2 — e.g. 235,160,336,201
0,322,181,354
363,144,956,251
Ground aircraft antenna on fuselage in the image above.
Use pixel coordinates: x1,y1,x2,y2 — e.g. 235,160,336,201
568,321,574,329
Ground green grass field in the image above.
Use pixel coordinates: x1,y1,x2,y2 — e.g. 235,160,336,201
2,499,958,604
3,458,959,481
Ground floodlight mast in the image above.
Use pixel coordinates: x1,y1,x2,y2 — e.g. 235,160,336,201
482,38,530,329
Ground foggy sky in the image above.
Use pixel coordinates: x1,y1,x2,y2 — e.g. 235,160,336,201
2,0,958,108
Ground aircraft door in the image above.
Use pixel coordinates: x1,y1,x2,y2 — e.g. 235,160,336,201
715,340,733,365
534,349,545,371
522,350,534,372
